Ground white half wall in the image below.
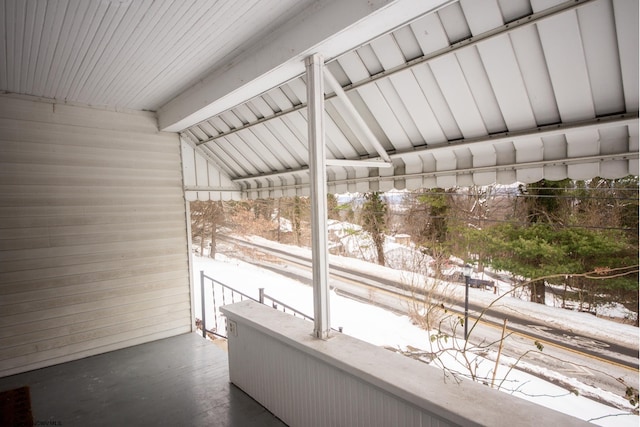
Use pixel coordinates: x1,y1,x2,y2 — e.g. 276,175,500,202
0,95,192,377
221,301,590,427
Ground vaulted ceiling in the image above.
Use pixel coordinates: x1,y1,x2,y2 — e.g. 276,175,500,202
2,0,638,200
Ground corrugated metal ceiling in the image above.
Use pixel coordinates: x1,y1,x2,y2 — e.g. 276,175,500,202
0,0,637,201
181,0,638,200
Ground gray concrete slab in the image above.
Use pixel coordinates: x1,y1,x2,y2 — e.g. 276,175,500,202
0,333,287,427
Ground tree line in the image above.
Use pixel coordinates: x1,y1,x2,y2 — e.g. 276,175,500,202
190,176,639,325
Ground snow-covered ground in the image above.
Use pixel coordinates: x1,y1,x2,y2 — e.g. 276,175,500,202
193,250,639,426
237,234,639,348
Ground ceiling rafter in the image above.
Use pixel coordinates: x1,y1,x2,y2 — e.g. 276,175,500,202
186,0,597,148
238,152,638,195
223,112,637,183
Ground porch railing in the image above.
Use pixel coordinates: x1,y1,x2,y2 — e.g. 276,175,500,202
199,270,315,338
258,288,314,323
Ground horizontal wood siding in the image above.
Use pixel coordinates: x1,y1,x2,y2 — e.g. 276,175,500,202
0,96,192,377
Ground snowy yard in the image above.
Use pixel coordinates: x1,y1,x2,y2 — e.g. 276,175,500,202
193,247,638,427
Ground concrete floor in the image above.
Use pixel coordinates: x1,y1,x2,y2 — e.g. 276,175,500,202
0,333,287,427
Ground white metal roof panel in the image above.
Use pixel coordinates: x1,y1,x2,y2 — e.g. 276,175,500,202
3,0,634,200
182,0,637,200
613,0,639,111
455,46,506,133
430,55,489,138
509,25,560,125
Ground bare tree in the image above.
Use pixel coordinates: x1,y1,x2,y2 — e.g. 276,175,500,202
190,200,224,257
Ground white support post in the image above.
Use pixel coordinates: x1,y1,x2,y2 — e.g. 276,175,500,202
306,53,331,339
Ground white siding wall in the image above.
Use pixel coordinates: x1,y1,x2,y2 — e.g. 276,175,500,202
0,95,192,377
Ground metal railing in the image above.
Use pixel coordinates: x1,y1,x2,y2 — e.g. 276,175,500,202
258,288,314,323
199,270,319,338
200,271,258,338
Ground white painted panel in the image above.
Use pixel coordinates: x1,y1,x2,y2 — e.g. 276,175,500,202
509,25,560,125
221,110,244,129
568,162,600,180
370,34,405,69
612,0,639,111
195,151,209,201
180,140,197,187
599,126,628,155
206,162,221,187
376,78,421,147
628,159,639,177
411,64,463,140
358,83,411,151
393,25,422,61
392,69,447,144
325,114,359,159
44,0,93,98
356,44,384,75
279,113,312,160
410,12,450,55
535,9,595,122
628,123,639,156
209,116,232,133
473,171,496,186
56,0,106,97
438,1,471,44
566,129,599,158
494,141,516,184
433,149,457,172
370,35,423,146
470,144,497,185
378,163,395,192
423,175,438,188
455,147,472,170
577,0,625,116
211,138,260,176
232,131,282,172
455,47,506,133
498,0,531,22
339,52,410,151
496,170,517,184
0,96,191,377
476,36,537,131
543,165,567,181
325,100,369,156
457,172,473,187
461,0,503,35
436,174,458,189
542,134,567,160
332,168,348,194
469,143,496,168
251,123,302,167
600,160,628,179
514,137,543,163
355,168,370,193
404,156,424,190
198,144,236,178
0,2,7,89
517,167,544,183
223,301,591,427
429,55,488,138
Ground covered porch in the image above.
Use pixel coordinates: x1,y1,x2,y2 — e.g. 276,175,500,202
0,0,637,426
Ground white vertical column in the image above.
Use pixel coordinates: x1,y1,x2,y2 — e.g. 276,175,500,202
306,53,331,339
